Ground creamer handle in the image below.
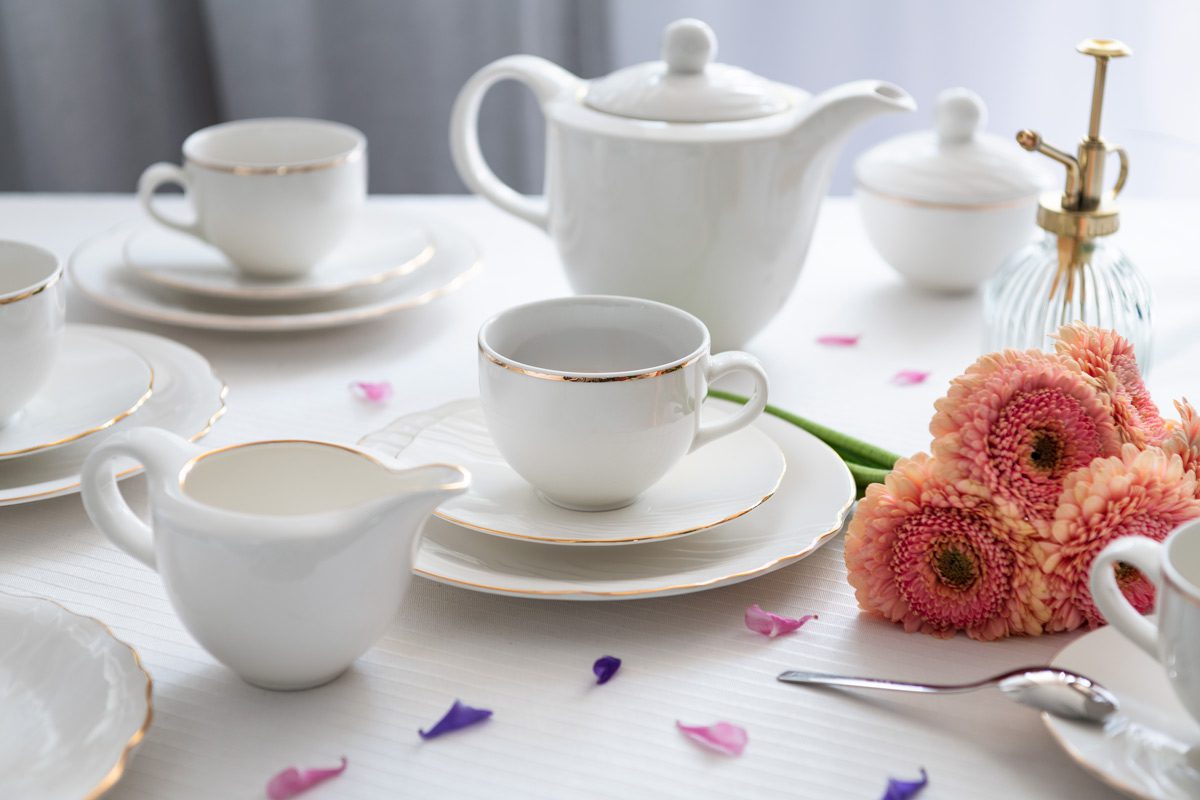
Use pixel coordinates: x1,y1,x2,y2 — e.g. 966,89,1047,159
449,55,577,230
81,427,201,570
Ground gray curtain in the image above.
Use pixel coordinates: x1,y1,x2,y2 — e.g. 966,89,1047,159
0,0,611,193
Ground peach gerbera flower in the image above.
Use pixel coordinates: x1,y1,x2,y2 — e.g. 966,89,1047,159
1054,323,1166,446
931,349,1120,523
1161,399,1200,479
1039,444,1200,631
845,453,1050,641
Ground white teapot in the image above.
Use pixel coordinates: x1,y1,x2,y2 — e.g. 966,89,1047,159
451,18,914,348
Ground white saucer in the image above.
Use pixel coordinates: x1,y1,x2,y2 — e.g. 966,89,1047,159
0,324,227,506
361,399,787,545
0,592,150,799
1045,625,1200,799
69,210,480,332
0,331,154,460
125,205,435,301
401,397,854,599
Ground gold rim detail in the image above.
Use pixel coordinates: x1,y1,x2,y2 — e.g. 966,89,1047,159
187,146,363,176
856,181,1037,212
178,438,469,494
415,496,853,597
0,269,62,305
0,380,228,506
0,593,153,800
480,347,702,383
0,366,156,459
435,462,786,545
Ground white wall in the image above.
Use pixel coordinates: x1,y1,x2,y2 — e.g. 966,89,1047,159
608,0,1200,198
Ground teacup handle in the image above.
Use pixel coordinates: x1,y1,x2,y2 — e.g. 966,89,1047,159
692,352,770,452
137,162,204,240
81,427,200,571
449,55,578,230
1089,537,1164,657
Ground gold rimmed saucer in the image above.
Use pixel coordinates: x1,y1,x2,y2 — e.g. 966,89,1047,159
0,331,155,460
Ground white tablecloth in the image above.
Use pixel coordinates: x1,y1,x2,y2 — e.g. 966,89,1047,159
6,193,1196,799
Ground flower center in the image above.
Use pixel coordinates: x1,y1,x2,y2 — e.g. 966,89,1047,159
1114,560,1140,585
1028,430,1063,473
934,546,978,589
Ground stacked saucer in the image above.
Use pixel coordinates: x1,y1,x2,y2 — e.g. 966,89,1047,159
360,396,856,600
69,205,481,332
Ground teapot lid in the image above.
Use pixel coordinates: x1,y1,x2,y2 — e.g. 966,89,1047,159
584,19,791,123
855,88,1049,205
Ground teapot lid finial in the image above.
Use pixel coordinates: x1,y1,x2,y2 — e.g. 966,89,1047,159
662,19,716,75
583,18,791,123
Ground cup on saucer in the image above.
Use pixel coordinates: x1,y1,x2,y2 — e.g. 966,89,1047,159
478,295,769,511
1092,519,1200,724
0,241,65,426
137,117,367,279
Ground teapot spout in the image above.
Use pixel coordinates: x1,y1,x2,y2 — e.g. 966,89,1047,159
792,80,915,144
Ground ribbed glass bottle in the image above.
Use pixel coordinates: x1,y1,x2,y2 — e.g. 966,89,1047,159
983,233,1153,370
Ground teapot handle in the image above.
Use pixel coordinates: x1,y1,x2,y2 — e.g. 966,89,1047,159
81,427,201,570
449,55,577,230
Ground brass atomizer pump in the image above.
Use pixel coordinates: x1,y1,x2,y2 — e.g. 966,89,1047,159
983,39,1152,366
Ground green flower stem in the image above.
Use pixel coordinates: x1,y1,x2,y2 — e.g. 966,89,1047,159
707,389,902,496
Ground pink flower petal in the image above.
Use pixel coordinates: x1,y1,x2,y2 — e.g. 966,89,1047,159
817,334,860,347
350,380,393,403
744,604,817,638
676,720,748,757
266,757,346,800
891,370,929,386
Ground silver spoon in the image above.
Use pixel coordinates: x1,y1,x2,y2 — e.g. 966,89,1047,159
777,666,1119,723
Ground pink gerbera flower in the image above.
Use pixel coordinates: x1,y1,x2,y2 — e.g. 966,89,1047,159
930,349,1120,523
845,454,1050,641
1161,399,1200,480
1039,444,1200,631
1054,323,1166,447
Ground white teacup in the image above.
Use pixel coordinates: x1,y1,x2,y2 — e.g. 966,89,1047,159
478,295,769,511
1091,521,1200,724
0,241,65,426
138,117,367,279
81,427,468,690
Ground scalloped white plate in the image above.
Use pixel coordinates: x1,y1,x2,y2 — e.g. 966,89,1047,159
0,593,151,799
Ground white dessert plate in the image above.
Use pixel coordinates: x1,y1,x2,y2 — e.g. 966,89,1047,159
0,592,151,800
361,399,786,545
0,331,154,460
0,324,226,506
393,397,854,599
69,211,480,332
1045,624,1200,799
124,205,434,301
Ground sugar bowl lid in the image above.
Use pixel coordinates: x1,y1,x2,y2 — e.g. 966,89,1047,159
584,19,792,123
856,88,1048,205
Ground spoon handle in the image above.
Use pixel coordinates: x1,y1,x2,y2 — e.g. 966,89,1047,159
776,670,982,695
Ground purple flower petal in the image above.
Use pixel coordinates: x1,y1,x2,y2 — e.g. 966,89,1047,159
593,655,621,685
266,757,346,800
817,334,860,347
676,720,748,756
882,768,929,800
891,370,929,386
744,604,817,638
419,700,493,740
350,380,393,403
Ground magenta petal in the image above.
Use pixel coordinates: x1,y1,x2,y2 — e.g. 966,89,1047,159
744,604,817,638
350,380,393,403
676,720,748,757
891,370,929,386
816,334,860,347
882,768,929,799
266,757,346,800
419,700,493,740
593,655,621,685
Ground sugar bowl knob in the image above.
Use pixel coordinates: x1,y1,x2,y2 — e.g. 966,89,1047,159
663,18,716,75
